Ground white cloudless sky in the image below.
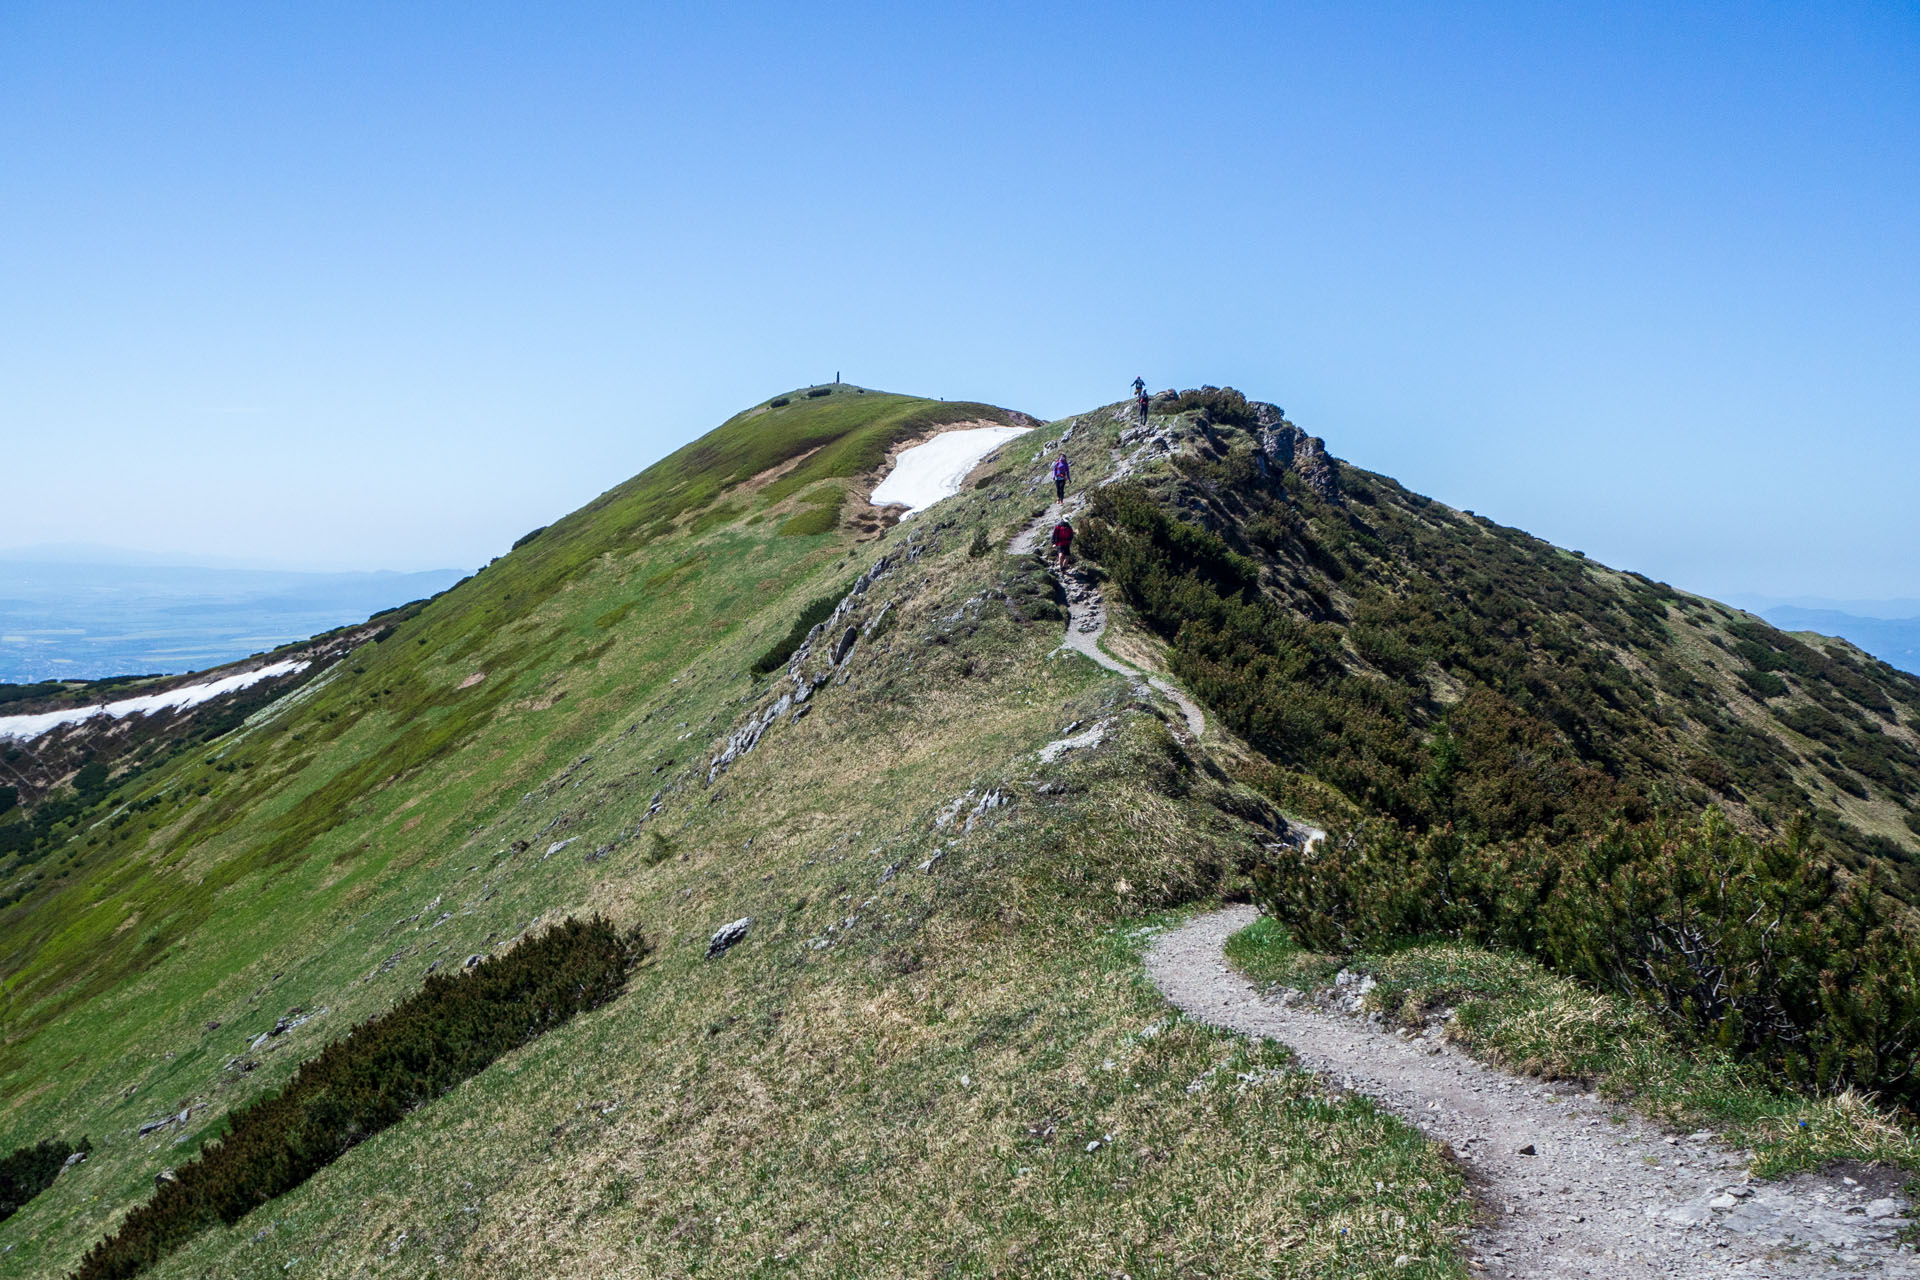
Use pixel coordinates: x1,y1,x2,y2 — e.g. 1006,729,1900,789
2,1,1915,601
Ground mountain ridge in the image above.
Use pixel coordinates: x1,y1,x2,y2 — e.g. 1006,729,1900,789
2,381,1916,1277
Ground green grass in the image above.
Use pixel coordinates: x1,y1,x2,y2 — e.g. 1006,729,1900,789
1225,916,1920,1178
0,395,1477,1278
776,504,840,537
18,381,1913,1276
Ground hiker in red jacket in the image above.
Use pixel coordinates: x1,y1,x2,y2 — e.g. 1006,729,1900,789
1052,454,1070,502
1051,518,1074,570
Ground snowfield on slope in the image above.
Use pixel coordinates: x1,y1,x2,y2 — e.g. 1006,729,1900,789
870,425,1030,515
0,659,311,741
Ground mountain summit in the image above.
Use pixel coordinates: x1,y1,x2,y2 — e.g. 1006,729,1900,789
3,382,1917,1277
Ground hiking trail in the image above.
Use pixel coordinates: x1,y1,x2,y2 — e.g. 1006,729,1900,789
1007,497,1206,737
1146,906,1920,1279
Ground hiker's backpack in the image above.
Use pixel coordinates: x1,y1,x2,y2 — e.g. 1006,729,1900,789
1053,457,1068,480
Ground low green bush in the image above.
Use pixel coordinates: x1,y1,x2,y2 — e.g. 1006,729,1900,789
769,396,790,407
0,1136,87,1222
72,917,646,1280
748,585,848,675
968,526,990,558
1160,386,1263,428
777,505,839,537
1254,810,1920,1109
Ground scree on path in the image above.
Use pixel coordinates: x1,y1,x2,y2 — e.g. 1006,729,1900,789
1147,906,1920,1280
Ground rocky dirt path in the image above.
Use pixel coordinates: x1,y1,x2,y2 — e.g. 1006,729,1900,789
1147,906,1920,1280
1007,500,1207,737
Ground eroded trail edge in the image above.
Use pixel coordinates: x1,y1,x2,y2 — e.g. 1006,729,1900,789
1146,907,1919,1279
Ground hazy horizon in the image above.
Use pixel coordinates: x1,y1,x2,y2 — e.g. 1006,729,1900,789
5,3,1916,599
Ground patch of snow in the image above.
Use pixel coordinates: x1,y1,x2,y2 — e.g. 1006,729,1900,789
0,660,311,741
870,426,1031,516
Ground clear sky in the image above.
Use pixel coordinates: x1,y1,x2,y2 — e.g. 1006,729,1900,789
4,2,1915,601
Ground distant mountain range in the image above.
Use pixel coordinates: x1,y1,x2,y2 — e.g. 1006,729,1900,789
0,556,466,682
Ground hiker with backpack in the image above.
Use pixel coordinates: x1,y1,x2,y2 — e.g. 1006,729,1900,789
1051,518,1074,570
1052,454,1070,502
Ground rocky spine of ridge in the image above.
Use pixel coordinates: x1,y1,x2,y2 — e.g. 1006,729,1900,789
1144,386,1341,503
1253,417,1341,505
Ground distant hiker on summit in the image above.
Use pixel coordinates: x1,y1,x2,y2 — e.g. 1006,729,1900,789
1132,376,1148,423
1051,518,1075,570
1052,453,1071,502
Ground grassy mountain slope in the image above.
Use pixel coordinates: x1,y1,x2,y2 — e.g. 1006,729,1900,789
1081,389,1920,878
1078,388,1920,1104
6,381,1917,1277
1,386,1471,1278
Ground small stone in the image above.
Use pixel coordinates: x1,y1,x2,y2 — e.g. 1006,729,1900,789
155,1168,178,1188
1709,1193,1738,1210
1867,1198,1900,1220
464,953,484,968
1085,1140,1101,1153
1517,1144,1536,1156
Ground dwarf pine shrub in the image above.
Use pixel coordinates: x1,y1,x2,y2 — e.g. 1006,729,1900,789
749,584,848,675
1254,812,1920,1108
0,1136,87,1222
1159,386,1263,428
73,917,645,1280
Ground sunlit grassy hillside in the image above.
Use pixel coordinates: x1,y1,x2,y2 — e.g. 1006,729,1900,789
1,388,1474,1278
8,380,1918,1278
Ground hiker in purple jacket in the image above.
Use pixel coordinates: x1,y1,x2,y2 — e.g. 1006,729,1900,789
1052,454,1070,502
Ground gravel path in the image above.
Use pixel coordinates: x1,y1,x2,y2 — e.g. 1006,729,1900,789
1147,906,1920,1279
1007,501,1207,737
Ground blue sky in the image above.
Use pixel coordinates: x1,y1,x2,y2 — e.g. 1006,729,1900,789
4,1,1915,601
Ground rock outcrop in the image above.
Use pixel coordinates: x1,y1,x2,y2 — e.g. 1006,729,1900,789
1255,418,1341,504
706,917,752,958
